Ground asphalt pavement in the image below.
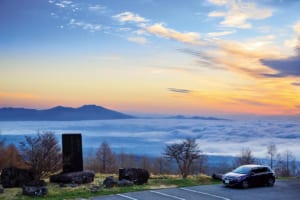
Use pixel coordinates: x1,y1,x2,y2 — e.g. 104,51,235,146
91,179,300,200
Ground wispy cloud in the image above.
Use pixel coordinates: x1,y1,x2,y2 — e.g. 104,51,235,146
207,30,235,37
145,23,203,45
233,98,269,107
291,82,300,86
69,19,101,32
88,4,107,13
208,0,273,29
127,36,148,44
168,88,192,94
113,12,148,23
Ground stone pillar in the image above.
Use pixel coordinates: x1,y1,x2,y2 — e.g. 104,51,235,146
62,134,83,173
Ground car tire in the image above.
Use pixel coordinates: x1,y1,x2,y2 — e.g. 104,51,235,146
267,178,275,186
242,180,249,189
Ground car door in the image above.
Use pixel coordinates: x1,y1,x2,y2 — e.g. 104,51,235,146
260,167,270,185
249,168,261,186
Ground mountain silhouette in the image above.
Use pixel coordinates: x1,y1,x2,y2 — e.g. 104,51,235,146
0,105,134,121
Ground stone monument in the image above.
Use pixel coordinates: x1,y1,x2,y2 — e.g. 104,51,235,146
62,134,83,173
50,133,94,184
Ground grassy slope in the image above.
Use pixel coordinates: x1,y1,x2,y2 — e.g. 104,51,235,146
0,174,220,200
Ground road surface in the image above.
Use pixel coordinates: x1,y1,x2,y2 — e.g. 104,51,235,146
91,179,300,200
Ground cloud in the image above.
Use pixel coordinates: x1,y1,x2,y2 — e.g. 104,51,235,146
54,0,73,8
113,12,148,23
127,36,148,44
291,82,300,86
168,88,192,94
208,0,228,6
207,30,235,37
88,4,107,13
261,48,300,77
145,23,203,45
293,21,300,35
208,0,273,29
69,19,101,32
233,98,269,107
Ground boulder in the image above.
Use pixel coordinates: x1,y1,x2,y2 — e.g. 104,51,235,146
50,170,94,184
22,185,47,196
212,173,223,181
119,168,150,185
117,179,134,187
103,176,117,188
90,185,101,193
0,167,35,188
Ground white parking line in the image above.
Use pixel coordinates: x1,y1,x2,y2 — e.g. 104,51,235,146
150,190,186,200
116,194,139,200
180,188,231,200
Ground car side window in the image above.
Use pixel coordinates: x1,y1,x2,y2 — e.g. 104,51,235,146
252,168,261,174
261,167,269,173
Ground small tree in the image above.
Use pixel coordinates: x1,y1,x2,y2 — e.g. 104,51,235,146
234,148,255,167
164,138,200,178
96,142,117,173
3,143,27,168
267,143,277,169
19,132,61,180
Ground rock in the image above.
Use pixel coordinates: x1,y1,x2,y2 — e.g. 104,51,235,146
0,167,35,188
117,179,134,187
22,185,48,196
0,184,4,193
50,170,95,184
212,173,223,181
103,176,117,188
119,168,150,185
90,185,101,193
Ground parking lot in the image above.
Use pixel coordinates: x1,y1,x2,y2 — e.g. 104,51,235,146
92,179,300,200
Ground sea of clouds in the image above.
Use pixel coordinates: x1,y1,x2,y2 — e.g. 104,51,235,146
0,117,300,159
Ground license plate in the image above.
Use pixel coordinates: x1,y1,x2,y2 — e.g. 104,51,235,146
225,180,229,184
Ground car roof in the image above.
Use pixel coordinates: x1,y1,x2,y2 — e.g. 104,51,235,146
240,164,269,168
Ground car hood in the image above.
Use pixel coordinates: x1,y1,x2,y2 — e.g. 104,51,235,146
223,172,248,178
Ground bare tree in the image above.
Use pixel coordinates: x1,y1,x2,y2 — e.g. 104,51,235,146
275,150,295,177
283,150,294,176
152,156,172,175
117,151,137,169
191,154,208,174
164,138,201,178
139,155,151,171
19,132,61,180
267,143,277,169
96,142,117,173
234,148,255,167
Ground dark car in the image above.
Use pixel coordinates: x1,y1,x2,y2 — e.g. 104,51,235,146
222,164,275,188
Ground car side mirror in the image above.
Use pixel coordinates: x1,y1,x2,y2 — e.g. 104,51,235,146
250,172,255,176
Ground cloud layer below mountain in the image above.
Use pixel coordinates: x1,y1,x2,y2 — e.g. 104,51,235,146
1,117,299,159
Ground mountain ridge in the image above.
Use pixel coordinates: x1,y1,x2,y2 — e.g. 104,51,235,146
0,105,134,121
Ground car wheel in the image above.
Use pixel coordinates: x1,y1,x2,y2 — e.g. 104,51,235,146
242,180,249,189
267,178,275,186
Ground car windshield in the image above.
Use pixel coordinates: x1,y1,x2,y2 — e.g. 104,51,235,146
232,166,251,174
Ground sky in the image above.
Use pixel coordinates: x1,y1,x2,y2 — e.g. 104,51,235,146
1,0,300,116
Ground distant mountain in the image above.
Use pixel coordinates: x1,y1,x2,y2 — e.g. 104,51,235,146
165,115,230,121
0,105,134,121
